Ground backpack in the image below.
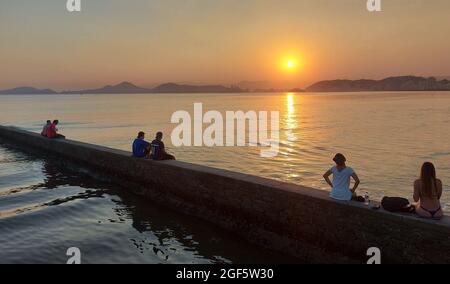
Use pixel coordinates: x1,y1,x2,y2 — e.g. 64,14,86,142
381,197,415,213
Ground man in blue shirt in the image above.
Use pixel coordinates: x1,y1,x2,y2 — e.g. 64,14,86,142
132,131,151,158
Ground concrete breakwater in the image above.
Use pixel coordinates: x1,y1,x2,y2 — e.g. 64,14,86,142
0,125,449,263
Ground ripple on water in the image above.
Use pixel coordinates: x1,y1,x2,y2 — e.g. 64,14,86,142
0,145,297,264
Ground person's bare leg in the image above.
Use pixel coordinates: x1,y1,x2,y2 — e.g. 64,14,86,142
432,209,444,220
415,204,433,218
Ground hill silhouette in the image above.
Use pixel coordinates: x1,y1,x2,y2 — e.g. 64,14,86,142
306,76,450,92
2,76,450,95
59,81,244,94
0,87,57,95
151,83,244,93
61,81,151,94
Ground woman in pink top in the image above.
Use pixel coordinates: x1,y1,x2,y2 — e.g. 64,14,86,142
47,120,65,139
41,120,51,137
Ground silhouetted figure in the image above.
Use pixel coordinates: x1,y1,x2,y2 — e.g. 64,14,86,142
414,162,443,219
41,120,51,137
47,120,65,139
323,153,360,201
150,132,176,161
132,131,151,158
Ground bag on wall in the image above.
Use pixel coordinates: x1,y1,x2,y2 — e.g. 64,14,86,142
381,197,415,213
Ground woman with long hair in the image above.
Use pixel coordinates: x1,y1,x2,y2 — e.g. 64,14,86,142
414,162,443,219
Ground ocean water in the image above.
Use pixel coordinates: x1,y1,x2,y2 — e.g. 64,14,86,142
0,91,449,262
1,91,449,205
0,144,294,264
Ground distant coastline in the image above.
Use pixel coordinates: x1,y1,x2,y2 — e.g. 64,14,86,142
1,76,450,95
0,87,58,95
305,76,450,92
0,82,246,95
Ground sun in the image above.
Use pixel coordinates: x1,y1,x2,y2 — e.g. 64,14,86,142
277,53,304,74
283,58,299,72
287,60,296,69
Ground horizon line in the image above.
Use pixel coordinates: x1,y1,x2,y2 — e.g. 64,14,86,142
2,74,450,93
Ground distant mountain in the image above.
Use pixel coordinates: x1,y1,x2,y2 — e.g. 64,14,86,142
151,83,245,93
289,88,305,93
0,87,57,95
3,76,450,95
235,81,273,92
250,88,289,93
306,76,450,92
61,81,151,94
236,80,301,92
59,81,245,94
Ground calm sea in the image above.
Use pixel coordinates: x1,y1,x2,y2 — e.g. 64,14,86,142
1,91,449,262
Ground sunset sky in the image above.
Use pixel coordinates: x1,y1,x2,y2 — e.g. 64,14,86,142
1,0,449,90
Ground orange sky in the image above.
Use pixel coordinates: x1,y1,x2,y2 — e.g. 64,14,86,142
1,0,449,90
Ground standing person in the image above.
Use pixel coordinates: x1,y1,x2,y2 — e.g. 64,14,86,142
151,132,176,161
413,162,443,219
41,120,51,137
323,153,360,201
132,131,151,158
47,120,65,139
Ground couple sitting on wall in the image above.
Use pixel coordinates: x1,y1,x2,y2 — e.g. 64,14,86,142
323,153,443,220
41,120,65,139
132,131,176,161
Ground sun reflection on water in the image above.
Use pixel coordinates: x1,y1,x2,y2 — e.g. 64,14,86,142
285,93,298,143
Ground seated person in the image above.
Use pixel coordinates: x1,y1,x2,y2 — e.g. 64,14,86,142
150,132,176,161
413,162,443,219
132,131,151,158
41,120,51,137
323,153,360,201
47,120,65,139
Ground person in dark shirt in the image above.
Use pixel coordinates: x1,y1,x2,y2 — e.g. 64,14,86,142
150,132,176,161
132,131,151,158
